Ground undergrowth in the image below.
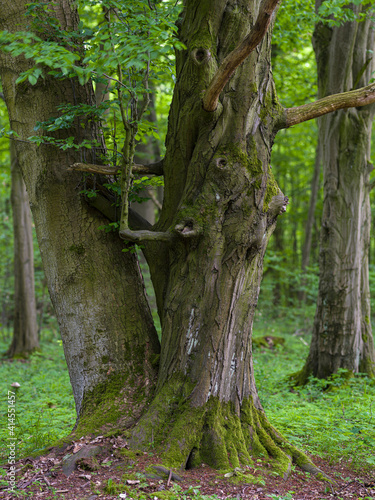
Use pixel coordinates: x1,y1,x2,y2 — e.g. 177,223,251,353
253,313,375,471
1,316,374,475
0,331,75,463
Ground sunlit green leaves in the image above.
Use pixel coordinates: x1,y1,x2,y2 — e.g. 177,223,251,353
317,0,375,26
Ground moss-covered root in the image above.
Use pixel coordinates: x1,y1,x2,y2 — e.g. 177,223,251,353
288,362,311,387
130,384,330,481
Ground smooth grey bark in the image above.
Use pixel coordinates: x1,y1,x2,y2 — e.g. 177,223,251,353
297,4,375,381
6,140,39,358
0,0,160,428
301,139,321,272
298,139,321,302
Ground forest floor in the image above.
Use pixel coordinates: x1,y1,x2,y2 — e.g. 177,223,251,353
1,319,374,500
0,434,374,500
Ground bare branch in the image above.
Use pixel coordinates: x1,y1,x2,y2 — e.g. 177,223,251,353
69,163,119,175
148,189,162,210
203,0,280,112
68,160,164,176
281,83,375,129
119,228,173,243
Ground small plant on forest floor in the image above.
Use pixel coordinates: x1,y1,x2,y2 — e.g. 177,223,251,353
1,321,374,474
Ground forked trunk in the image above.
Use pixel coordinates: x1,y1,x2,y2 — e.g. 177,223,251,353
296,5,375,382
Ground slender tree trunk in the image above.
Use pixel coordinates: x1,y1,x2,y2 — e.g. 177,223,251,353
272,224,283,305
299,139,321,301
132,94,161,226
301,140,321,272
6,141,39,357
295,5,375,382
0,0,160,430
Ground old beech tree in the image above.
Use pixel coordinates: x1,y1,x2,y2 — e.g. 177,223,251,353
297,2,375,382
1,0,375,475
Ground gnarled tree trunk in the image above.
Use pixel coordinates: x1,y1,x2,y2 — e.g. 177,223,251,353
295,3,375,382
6,141,39,358
130,0,313,476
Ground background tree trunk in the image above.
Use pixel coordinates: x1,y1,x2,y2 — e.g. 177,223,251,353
299,140,321,302
0,0,160,431
295,4,375,382
6,141,39,357
301,140,321,273
132,94,162,226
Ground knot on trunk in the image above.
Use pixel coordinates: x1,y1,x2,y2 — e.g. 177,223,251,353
191,48,212,65
267,192,289,217
175,218,202,238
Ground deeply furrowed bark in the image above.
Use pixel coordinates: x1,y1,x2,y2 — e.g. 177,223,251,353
131,0,322,477
0,0,160,430
293,4,375,384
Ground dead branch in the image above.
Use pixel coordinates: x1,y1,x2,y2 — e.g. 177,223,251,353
68,159,164,176
148,189,162,210
119,228,173,243
281,82,375,129
202,0,280,112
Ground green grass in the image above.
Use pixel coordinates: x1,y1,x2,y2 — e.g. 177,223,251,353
0,332,75,462
253,314,375,470
1,318,374,472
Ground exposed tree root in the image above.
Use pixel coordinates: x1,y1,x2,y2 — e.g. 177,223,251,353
130,380,333,482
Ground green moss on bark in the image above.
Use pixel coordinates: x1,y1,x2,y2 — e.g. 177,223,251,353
130,381,319,478
263,167,280,212
75,371,150,437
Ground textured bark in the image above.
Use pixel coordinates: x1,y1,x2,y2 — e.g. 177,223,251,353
130,1,319,477
1,0,372,476
6,140,39,358
295,4,375,382
0,0,160,429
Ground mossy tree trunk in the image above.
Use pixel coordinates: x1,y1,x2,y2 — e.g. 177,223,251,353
295,4,375,383
7,140,39,358
0,0,160,431
130,0,314,476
